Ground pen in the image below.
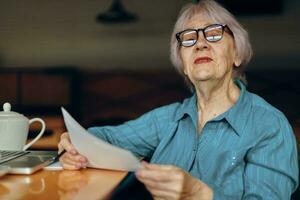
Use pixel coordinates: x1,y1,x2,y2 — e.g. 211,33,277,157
53,149,66,162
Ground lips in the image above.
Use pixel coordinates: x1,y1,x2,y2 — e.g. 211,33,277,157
194,57,213,64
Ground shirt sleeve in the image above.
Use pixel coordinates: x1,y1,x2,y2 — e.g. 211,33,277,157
87,108,165,158
241,117,299,199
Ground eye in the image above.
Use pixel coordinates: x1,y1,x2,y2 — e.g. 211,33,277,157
180,30,197,47
204,25,223,42
181,30,197,41
182,40,196,46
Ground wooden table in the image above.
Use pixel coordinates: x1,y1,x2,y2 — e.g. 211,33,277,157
0,168,127,200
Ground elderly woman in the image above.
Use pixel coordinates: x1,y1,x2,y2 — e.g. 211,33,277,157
58,0,298,199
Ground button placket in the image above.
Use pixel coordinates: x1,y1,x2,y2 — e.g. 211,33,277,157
188,124,210,172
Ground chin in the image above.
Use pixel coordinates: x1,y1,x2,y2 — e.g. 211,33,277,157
192,71,213,81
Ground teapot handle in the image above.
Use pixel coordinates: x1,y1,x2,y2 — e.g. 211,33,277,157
23,118,46,151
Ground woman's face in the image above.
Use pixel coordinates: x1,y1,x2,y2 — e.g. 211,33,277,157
180,17,239,85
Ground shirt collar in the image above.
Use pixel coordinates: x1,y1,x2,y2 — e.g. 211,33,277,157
219,79,252,136
175,94,198,129
175,79,251,136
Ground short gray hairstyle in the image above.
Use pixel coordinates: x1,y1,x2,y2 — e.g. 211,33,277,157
170,0,252,89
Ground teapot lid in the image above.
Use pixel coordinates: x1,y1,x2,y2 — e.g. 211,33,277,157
0,102,23,118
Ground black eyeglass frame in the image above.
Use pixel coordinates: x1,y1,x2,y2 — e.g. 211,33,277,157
175,24,232,47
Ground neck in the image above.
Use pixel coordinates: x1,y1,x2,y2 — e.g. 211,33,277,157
194,77,240,130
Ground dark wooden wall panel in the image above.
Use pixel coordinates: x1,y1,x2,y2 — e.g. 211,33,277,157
80,70,191,127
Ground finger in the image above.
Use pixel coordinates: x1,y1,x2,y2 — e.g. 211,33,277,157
61,153,87,167
60,161,81,170
143,183,177,200
59,133,77,154
60,154,86,169
59,156,81,169
64,152,88,163
58,142,63,152
137,175,180,194
60,156,81,167
148,188,178,200
60,157,84,170
135,169,172,182
61,132,70,140
142,162,175,171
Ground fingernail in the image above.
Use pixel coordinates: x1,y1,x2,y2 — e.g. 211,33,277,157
76,163,82,168
135,170,141,177
80,157,86,162
141,161,148,165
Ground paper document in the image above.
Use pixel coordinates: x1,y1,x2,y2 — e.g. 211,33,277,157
61,108,142,171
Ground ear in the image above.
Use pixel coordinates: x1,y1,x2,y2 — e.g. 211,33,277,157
183,66,188,75
181,59,188,75
233,50,242,67
234,58,242,67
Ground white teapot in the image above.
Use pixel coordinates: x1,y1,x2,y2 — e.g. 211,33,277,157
0,102,45,150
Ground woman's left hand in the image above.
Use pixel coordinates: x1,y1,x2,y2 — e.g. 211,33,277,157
135,161,213,200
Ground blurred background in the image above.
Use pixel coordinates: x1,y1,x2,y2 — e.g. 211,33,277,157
0,0,299,70
0,0,299,148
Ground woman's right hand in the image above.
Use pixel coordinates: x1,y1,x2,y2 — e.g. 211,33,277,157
58,132,88,170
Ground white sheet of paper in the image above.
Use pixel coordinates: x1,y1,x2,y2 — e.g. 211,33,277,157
61,107,142,171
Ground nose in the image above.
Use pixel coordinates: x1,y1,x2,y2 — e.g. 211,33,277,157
195,31,209,51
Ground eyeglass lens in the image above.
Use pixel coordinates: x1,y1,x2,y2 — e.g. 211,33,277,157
180,24,224,47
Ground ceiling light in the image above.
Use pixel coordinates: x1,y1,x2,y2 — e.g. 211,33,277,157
96,0,137,24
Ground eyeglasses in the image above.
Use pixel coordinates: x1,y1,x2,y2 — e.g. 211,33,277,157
175,24,231,47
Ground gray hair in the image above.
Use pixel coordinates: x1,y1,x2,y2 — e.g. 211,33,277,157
170,0,252,90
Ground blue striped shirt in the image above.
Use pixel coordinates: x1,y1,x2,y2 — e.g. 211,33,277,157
88,80,299,199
